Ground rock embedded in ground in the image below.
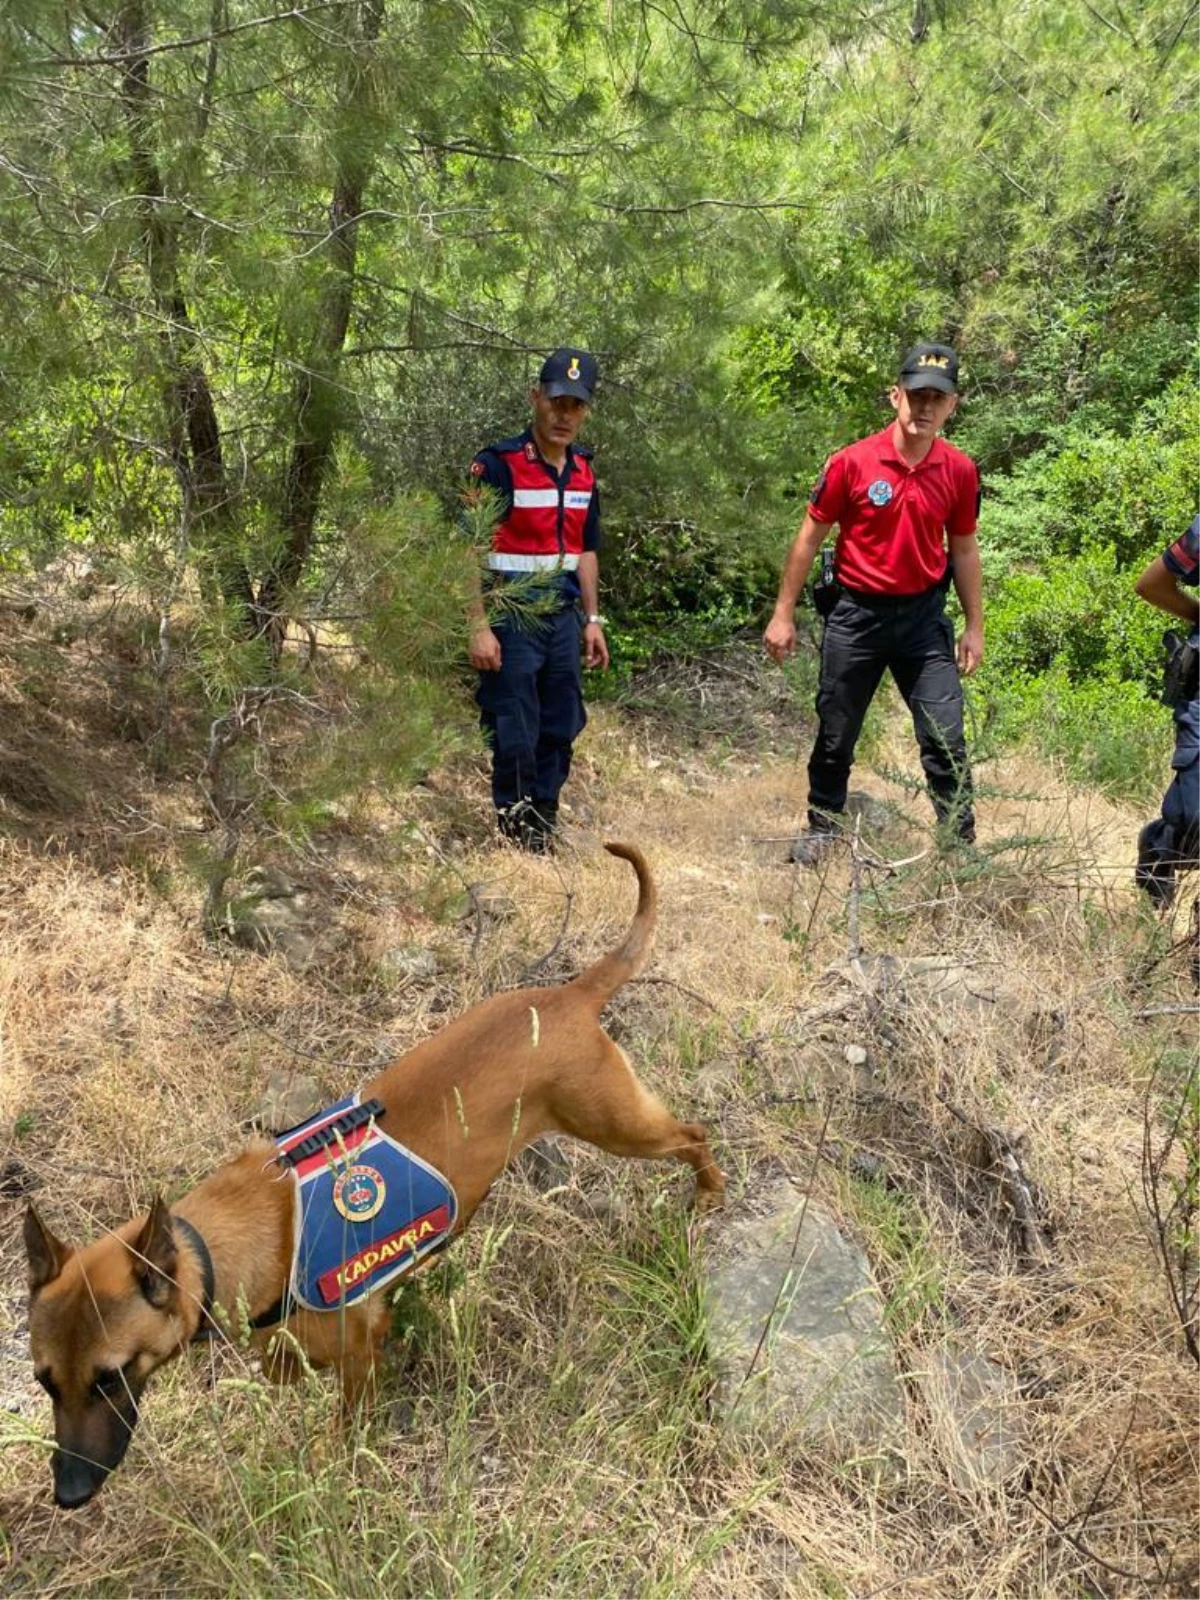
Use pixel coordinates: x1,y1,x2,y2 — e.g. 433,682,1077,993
471,888,517,922
219,870,349,973
379,945,440,982
704,1175,906,1461
256,1070,323,1132
920,1340,1027,1491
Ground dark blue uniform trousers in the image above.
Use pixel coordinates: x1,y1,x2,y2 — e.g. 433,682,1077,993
809,586,974,836
476,608,586,815
1141,695,1200,868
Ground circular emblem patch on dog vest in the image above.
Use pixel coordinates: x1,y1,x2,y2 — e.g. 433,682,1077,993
332,1163,387,1223
867,478,894,507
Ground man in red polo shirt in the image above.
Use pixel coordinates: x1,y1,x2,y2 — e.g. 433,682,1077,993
764,343,984,862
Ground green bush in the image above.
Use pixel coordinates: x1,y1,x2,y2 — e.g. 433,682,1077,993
981,664,1172,802
980,374,1198,570
985,550,1168,692
598,514,777,682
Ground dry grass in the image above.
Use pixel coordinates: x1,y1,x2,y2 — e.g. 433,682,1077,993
0,629,1196,1598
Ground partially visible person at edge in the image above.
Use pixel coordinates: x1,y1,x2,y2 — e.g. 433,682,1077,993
763,343,984,864
467,347,609,853
1133,514,1199,906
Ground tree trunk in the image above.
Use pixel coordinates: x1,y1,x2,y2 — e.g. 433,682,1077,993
257,0,386,658
116,0,254,623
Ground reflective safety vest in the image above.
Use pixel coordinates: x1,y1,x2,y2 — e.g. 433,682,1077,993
470,430,600,576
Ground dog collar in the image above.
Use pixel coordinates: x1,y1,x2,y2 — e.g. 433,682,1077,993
172,1214,217,1341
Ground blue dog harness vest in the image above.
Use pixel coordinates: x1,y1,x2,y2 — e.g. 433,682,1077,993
274,1095,458,1312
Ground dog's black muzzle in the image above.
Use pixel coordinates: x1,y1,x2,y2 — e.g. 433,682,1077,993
51,1390,139,1508
53,1448,114,1509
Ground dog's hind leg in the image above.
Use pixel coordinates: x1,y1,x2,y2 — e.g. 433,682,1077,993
552,1039,725,1208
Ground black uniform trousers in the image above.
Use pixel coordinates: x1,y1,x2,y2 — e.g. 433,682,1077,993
808,585,974,838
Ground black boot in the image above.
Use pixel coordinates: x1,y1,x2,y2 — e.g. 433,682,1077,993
498,801,555,854
528,799,558,852
1136,823,1176,907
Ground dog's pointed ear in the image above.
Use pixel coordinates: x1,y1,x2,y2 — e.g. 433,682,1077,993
24,1205,70,1293
134,1195,179,1309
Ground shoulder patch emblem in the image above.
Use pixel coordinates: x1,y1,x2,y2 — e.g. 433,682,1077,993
524,441,537,460
867,478,894,507
469,459,485,477
333,1163,386,1223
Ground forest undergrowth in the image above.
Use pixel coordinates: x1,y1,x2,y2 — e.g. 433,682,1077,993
0,617,1196,1600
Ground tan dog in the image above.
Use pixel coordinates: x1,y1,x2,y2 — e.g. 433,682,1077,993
24,843,724,1507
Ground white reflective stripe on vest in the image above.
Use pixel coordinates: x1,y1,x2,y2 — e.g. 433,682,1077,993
511,488,561,508
564,491,592,508
487,553,580,571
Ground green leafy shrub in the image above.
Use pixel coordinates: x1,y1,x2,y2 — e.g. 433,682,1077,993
985,550,1167,692
982,664,1171,801
980,375,1198,570
598,515,777,682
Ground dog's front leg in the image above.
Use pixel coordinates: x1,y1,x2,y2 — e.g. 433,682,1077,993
297,1301,389,1421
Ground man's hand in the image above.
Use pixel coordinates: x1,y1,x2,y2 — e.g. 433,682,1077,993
584,622,609,670
469,625,502,672
957,623,984,676
764,614,797,664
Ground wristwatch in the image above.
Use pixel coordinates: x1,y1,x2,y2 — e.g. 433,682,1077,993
585,613,606,626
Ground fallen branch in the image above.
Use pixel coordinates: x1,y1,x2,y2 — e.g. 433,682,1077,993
938,1089,1051,1263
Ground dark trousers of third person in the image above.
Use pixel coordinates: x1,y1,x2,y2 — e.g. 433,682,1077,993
1139,707,1200,883
809,586,975,840
476,605,586,826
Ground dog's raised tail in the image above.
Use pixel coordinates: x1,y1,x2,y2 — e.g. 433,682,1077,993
570,842,657,1008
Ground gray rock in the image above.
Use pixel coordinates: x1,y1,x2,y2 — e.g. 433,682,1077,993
473,888,517,922
244,864,299,899
920,1341,1026,1491
0,1318,38,1421
217,871,345,972
257,1070,323,1132
231,896,316,968
844,1043,869,1068
846,790,893,834
380,946,440,982
850,954,1023,1032
705,1177,906,1460
518,1136,572,1192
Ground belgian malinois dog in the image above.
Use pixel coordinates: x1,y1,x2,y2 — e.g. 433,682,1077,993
24,844,724,1507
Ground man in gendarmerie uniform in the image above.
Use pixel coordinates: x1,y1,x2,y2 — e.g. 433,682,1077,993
764,343,985,863
468,348,609,852
1134,515,1199,906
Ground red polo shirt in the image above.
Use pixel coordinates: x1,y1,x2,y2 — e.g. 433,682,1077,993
808,427,980,596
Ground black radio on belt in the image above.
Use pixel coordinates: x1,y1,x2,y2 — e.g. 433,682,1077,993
1162,629,1200,709
812,548,842,619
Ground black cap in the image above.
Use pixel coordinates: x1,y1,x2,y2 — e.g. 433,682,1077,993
538,347,598,402
898,343,959,394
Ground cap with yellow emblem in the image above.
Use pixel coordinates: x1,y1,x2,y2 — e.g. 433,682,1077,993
539,347,598,402
897,343,960,395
